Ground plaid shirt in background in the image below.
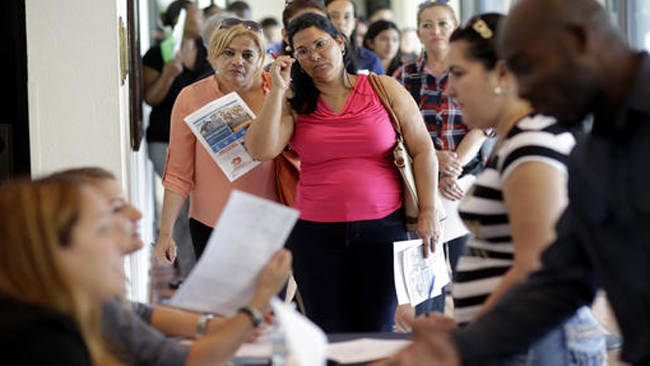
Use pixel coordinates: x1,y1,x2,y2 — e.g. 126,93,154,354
393,55,469,152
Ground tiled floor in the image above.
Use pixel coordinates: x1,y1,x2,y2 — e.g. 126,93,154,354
150,262,627,365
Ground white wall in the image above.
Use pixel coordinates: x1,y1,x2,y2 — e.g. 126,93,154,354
26,0,152,303
26,0,128,180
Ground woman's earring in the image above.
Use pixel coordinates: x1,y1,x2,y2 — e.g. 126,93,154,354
494,86,503,95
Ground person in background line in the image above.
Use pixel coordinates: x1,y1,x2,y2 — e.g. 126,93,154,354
280,0,328,57
143,0,213,281
354,15,369,50
399,28,420,65
364,20,404,76
261,17,283,56
325,0,384,74
369,6,394,24
0,179,124,365
153,20,277,263
49,167,291,366
203,3,221,19
226,0,252,20
393,0,488,321
375,0,650,364
245,12,440,333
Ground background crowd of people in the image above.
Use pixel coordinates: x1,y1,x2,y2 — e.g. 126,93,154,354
3,0,649,365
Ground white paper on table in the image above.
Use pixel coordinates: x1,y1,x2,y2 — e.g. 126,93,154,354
440,175,476,243
233,334,273,359
393,239,450,306
271,298,327,366
327,338,412,364
169,191,299,316
172,8,186,56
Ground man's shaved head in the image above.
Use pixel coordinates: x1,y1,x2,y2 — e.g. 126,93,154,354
499,0,611,52
497,0,626,128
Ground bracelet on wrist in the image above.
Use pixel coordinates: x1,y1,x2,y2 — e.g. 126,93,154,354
196,313,215,338
238,304,264,328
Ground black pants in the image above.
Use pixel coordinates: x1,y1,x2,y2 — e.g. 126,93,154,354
286,209,408,333
188,218,213,260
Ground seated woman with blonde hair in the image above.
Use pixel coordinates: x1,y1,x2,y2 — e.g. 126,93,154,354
49,166,292,366
0,178,124,365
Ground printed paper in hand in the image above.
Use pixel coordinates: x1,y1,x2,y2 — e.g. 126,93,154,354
184,92,260,181
169,190,299,315
270,298,327,366
393,239,450,306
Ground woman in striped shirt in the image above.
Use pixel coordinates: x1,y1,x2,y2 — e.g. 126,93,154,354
445,13,605,364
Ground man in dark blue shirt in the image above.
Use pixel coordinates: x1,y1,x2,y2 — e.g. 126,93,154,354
375,0,650,365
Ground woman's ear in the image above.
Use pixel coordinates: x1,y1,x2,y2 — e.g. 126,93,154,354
336,34,346,51
495,59,519,96
495,59,509,88
282,28,288,44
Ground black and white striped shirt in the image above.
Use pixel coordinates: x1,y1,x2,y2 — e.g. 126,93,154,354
453,114,576,325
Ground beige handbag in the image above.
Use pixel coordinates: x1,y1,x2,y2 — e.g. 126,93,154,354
368,73,445,231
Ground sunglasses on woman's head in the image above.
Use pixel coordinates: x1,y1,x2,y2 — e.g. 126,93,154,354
218,18,262,33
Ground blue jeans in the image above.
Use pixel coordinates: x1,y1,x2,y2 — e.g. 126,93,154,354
493,306,606,366
286,209,408,333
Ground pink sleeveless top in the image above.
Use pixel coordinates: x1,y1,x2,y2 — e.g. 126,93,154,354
290,74,403,222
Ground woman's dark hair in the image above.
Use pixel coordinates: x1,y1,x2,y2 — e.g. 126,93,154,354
286,12,357,114
449,13,504,70
363,20,403,75
161,0,192,28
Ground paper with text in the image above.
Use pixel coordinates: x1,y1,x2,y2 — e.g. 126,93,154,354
327,338,412,364
170,191,299,315
393,239,450,306
184,92,260,181
271,298,327,366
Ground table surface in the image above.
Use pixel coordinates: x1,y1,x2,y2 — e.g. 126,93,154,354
231,332,412,366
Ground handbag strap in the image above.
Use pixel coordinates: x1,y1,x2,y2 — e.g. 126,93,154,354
367,73,403,138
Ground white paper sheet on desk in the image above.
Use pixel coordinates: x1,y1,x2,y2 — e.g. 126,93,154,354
233,334,273,359
271,298,327,366
393,239,450,306
327,338,412,364
440,175,476,243
169,191,299,316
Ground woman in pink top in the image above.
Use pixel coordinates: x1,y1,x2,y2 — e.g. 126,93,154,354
246,13,441,333
153,20,277,263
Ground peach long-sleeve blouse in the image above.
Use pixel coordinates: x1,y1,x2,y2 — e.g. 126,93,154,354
162,73,276,227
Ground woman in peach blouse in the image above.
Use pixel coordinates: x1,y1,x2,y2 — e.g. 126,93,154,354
154,19,277,263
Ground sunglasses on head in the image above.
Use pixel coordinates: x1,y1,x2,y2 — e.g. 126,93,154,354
218,18,262,33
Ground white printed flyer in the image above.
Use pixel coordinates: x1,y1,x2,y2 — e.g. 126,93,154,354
183,92,259,182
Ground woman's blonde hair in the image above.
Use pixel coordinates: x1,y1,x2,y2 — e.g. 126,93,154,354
0,179,119,365
208,23,267,80
417,1,458,28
